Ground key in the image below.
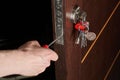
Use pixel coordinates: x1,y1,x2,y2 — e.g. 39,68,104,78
80,21,89,48
75,30,82,44
81,31,87,48
82,21,89,31
75,21,86,44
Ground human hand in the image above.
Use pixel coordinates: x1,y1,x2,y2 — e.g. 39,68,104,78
16,40,58,76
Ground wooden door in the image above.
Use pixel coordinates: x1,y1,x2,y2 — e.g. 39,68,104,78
51,0,120,80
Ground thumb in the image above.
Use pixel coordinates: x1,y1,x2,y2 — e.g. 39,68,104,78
44,49,59,61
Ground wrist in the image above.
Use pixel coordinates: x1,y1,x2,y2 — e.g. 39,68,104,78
0,50,25,77
9,50,25,75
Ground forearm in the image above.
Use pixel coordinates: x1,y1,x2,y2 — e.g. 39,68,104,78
0,50,22,77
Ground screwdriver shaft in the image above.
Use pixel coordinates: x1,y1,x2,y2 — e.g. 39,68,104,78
48,33,63,47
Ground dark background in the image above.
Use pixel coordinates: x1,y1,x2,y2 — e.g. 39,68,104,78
1,0,56,80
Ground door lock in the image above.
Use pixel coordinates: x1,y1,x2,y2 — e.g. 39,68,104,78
67,5,96,48
67,5,87,23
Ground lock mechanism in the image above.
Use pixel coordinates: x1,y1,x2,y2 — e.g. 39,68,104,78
67,5,96,48
67,5,87,23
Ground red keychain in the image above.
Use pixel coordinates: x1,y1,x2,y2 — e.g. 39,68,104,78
42,45,49,48
75,22,86,31
74,21,89,31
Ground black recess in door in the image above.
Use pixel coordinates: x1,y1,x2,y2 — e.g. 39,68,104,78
1,0,56,80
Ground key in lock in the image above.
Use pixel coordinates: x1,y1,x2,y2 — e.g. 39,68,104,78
66,5,87,24
67,5,96,48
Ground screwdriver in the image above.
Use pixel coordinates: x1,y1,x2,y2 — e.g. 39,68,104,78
42,33,63,48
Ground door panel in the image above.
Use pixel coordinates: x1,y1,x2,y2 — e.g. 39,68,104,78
51,0,120,80
80,1,120,80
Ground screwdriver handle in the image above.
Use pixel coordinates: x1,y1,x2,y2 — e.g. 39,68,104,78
42,45,49,48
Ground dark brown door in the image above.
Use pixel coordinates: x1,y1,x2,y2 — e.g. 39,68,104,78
51,0,120,80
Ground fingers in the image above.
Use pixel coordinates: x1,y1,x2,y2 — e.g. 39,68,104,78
18,40,59,62
47,49,58,61
41,48,59,61
27,40,41,48
18,40,41,50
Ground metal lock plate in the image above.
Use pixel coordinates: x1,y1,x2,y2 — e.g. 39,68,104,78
54,0,64,45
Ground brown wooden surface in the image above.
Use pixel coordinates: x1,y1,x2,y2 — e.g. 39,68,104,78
80,0,120,80
51,0,120,80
